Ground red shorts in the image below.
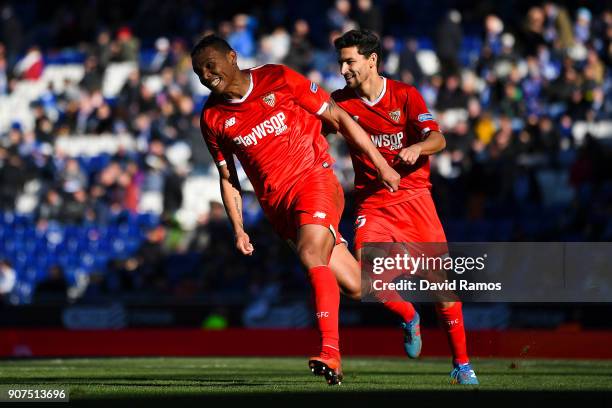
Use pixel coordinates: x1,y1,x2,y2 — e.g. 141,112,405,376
263,165,345,245
354,191,446,250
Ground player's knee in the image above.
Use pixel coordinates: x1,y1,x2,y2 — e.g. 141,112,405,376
343,284,361,300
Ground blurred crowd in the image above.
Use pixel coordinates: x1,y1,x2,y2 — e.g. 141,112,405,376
0,0,611,305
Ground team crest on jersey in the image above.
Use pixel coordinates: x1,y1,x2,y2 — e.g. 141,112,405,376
389,110,401,123
263,93,276,107
224,117,236,128
310,82,318,93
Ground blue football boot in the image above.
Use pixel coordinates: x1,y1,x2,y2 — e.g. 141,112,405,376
400,312,422,358
450,362,479,385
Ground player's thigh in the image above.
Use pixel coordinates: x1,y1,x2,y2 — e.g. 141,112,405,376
293,167,345,251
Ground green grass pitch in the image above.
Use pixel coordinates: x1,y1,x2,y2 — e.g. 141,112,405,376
1,357,611,405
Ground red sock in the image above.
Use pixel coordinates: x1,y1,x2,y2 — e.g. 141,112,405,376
362,259,416,322
308,265,340,358
380,300,416,322
435,302,469,365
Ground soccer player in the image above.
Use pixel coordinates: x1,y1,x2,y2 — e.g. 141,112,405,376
192,34,400,385
330,29,479,385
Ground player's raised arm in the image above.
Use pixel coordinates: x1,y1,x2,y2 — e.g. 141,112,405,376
217,158,254,256
320,99,400,192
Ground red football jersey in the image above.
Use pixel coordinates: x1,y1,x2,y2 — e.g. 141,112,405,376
332,77,441,209
201,64,333,209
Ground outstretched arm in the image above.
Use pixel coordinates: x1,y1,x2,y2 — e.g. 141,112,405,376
320,99,400,192
217,158,254,255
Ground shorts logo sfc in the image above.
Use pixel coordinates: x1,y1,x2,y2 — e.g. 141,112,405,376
389,110,401,122
263,93,276,107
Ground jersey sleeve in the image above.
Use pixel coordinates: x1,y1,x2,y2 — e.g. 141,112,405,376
405,86,441,137
200,113,228,167
282,66,330,116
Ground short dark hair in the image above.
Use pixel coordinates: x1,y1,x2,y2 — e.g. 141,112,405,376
334,29,382,68
191,34,233,69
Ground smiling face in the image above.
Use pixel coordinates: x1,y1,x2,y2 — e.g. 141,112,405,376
193,46,239,94
337,46,377,89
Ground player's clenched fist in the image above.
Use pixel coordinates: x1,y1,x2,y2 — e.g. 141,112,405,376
235,231,254,255
397,144,422,165
378,164,401,192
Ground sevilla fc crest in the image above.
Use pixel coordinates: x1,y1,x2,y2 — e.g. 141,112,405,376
263,93,276,107
389,110,401,122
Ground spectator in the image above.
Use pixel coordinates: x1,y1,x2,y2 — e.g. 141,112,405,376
327,0,353,32
353,0,382,35
436,9,463,77
228,14,256,63
398,38,424,85
150,37,173,73
436,74,468,111
79,56,104,93
283,19,313,73
111,26,140,62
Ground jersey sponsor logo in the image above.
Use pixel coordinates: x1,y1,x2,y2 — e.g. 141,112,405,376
224,117,236,128
417,112,434,122
263,93,276,107
313,211,327,219
370,131,404,151
355,215,366,229
232,111,288,147
389,110,401,122
310,82,318,93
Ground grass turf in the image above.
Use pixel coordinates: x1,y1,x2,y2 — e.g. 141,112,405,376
1,357,611,405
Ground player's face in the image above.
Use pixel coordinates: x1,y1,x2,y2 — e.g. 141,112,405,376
194,47,239,94
338,46,375,88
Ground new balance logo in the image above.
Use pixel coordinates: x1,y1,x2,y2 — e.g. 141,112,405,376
225,117,236,128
